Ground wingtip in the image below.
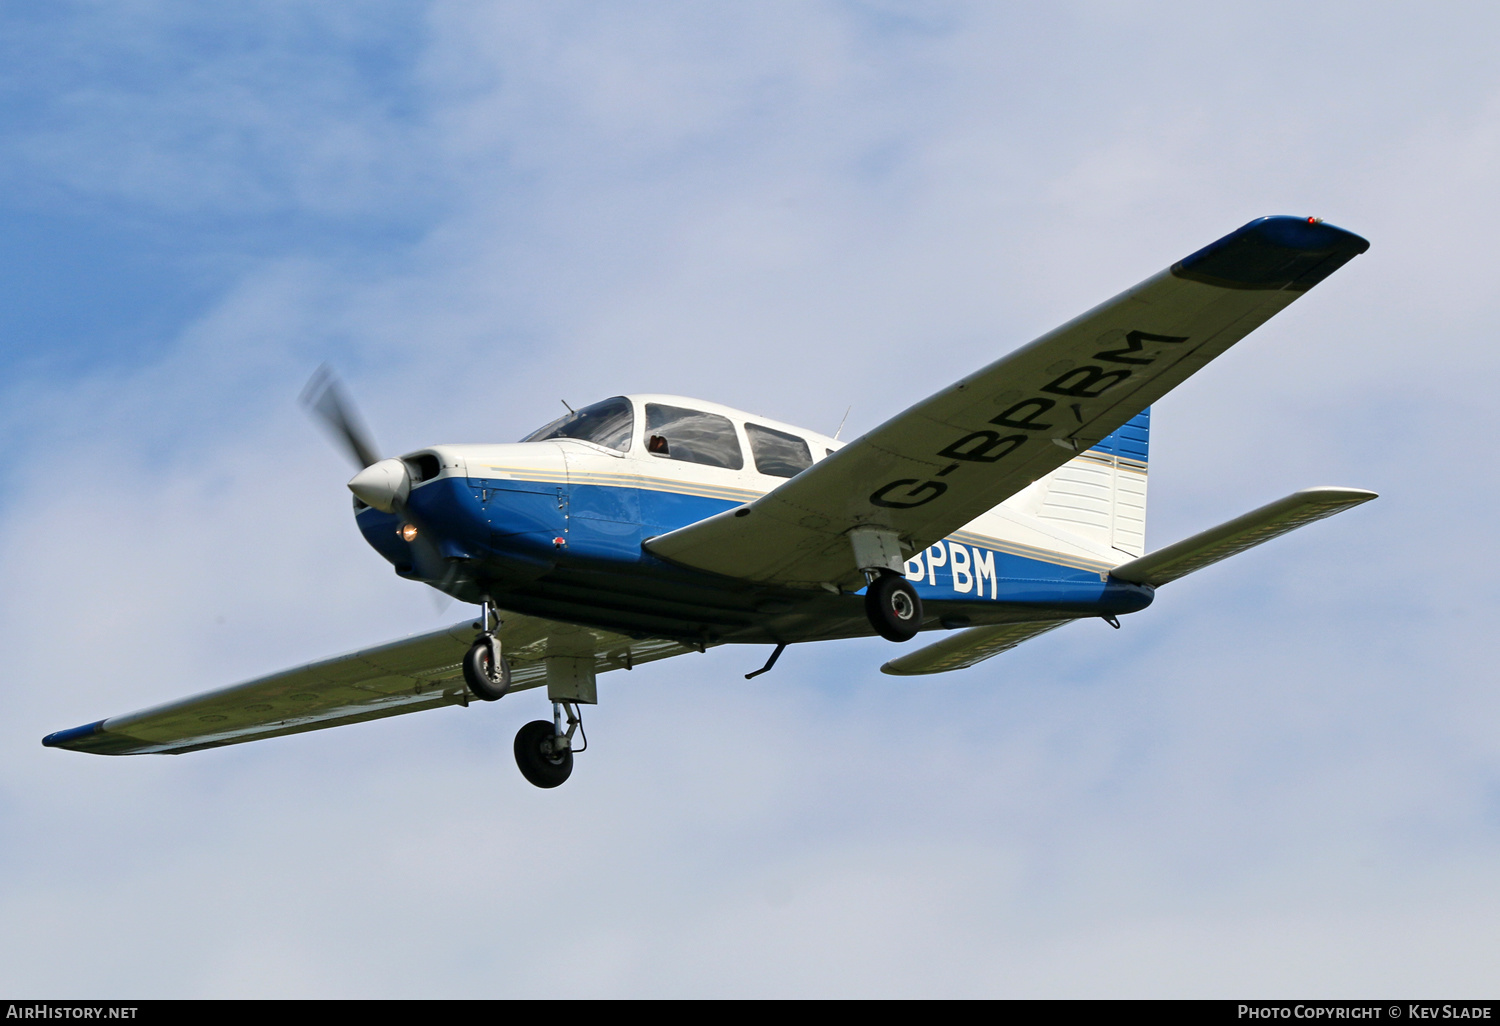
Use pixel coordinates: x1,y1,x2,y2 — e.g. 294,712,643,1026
1295,485,1379,504
41,719,146,755
1173,215,1370,292
42,720,107,750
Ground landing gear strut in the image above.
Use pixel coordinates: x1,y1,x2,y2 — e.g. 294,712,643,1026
514,701,584,788
864,570,922,642
463,599,511,701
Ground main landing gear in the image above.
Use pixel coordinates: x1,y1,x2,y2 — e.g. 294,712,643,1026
864,569,922,642
514,701,584,788
464,600,589,789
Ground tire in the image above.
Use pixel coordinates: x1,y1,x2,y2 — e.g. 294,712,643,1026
463,639,512,701
514,719,573,788
864,572,923,642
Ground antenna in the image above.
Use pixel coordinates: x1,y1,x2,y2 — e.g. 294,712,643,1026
833,405,851,441
560,399,576,414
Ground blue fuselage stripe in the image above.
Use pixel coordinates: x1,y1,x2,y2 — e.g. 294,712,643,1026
359,476,1152,629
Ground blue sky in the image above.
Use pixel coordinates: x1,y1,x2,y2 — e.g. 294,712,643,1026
4,1,1500,996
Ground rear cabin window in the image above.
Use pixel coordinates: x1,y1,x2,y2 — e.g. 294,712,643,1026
644,404,743,470
746,424,812,478
521,396,634,452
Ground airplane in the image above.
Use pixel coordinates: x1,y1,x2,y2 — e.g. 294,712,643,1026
43,215,1377,788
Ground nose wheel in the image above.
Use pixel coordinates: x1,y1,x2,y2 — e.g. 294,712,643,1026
463,637,511,701
514,701,584,788
464,600,512,701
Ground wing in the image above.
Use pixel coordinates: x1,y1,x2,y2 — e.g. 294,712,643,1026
43,612,699,755
646,216,1369,588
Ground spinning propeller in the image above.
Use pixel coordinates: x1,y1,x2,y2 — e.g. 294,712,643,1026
300,364,411,514
300,365,465,612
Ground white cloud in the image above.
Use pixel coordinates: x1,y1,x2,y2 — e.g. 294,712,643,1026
2,0,1499,997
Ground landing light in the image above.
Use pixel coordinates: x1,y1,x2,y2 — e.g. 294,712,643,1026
400,523,419,542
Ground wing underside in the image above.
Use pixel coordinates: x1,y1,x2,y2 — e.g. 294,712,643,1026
646,217,1369,589
44,613,700,755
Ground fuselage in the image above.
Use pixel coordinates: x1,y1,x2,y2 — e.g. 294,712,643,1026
355,394,1153,646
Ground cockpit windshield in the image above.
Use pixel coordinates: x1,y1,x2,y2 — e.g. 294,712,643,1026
521,396,634,452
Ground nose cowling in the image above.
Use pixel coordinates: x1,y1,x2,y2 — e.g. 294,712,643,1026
348,457,412,513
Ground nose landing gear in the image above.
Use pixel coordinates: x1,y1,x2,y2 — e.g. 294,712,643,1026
514,701,584,788
464,600,512,701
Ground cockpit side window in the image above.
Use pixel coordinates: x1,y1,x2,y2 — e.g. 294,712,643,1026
643,404,744,470
521,396,634,452
746,424,812,478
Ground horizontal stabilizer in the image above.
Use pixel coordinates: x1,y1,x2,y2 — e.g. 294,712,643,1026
1109,486,1377,588
879,486,1375,677
880,618,1077,676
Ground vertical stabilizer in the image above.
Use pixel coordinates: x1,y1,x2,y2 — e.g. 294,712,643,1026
1010,407,1150,558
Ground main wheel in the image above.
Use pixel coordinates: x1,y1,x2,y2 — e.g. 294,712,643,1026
864,572,922,642
463,639,512,701
514,719,573,788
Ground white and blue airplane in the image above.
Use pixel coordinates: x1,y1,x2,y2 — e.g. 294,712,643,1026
45,216,1376,788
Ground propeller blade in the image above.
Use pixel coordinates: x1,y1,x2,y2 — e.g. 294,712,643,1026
429,562,460,614
300,364,381,469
